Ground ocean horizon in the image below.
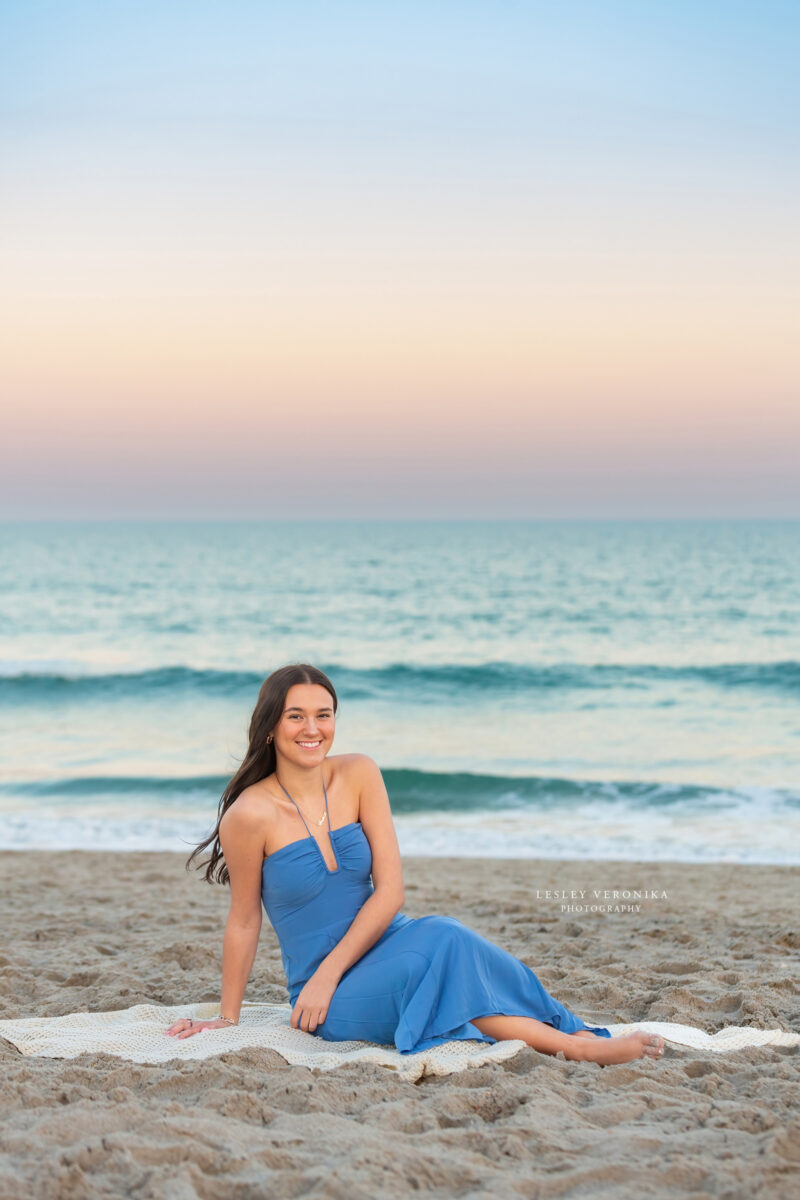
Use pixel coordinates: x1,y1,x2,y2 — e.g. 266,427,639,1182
2,518,798,864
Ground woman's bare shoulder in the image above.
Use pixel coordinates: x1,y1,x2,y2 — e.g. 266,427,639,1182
327,752,379,776
220,780,276,837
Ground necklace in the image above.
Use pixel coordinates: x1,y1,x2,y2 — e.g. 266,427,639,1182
275,776,328,826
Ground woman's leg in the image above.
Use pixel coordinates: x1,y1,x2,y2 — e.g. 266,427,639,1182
472,1014,664,1064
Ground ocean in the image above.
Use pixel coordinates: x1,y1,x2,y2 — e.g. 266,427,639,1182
1,519,798,864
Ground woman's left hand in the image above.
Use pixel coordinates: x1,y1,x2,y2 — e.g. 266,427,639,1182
290,968,338,1034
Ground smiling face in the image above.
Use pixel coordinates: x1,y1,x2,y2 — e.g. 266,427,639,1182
270,682,336,769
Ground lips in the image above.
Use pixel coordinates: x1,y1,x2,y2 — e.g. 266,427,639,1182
297,740,322,749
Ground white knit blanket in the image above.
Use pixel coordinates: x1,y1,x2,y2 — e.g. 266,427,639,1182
0,1002,796,1082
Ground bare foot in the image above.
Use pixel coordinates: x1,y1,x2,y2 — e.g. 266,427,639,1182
569,1031,665,1065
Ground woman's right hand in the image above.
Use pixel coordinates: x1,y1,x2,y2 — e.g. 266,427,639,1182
165,1016,234,1039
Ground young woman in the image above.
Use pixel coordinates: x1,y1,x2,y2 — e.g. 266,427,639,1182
166,664,665,1065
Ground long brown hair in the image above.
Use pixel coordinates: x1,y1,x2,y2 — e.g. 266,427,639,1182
186,663,339,885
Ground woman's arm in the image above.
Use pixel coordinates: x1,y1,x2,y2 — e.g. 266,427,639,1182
217,794,266,1021
315,886,402,988
318,755,405,982
166,791,264,1038
291,756,404,1031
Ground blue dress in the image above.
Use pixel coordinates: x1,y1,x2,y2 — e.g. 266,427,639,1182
261,788,611,1054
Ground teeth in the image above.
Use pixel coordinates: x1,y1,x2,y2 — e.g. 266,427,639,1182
298,741,321,747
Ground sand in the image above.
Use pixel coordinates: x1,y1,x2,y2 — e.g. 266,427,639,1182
0,850,797,1199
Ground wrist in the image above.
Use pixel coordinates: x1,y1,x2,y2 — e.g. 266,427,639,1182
317,959,342,986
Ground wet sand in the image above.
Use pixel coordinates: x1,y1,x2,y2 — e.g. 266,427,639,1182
1,851,798,1199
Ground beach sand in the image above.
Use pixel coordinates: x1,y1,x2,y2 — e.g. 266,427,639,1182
0,851,797,1199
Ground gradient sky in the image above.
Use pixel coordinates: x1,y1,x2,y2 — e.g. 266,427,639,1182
1,0,798,518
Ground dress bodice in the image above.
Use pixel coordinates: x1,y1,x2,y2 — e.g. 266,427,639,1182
261,821,410,1001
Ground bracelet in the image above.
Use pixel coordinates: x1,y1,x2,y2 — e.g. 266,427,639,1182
214,1014,238,1025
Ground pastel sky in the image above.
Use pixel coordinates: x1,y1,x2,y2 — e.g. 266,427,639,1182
1,0,798,519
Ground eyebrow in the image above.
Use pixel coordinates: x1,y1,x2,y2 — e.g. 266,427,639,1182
283,706,333,714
